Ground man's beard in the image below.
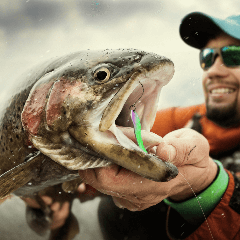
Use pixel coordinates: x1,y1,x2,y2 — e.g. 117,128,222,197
206,99,240,127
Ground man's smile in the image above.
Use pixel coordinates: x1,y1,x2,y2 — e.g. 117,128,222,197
206,82,238,104
210,88,235,94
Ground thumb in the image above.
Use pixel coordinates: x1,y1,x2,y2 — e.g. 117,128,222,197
161,129,209,167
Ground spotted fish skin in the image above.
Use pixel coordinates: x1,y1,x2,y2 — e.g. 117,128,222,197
0,49,177,199
0,72,79,198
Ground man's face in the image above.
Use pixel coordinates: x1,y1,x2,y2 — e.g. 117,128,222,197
202,33,240,127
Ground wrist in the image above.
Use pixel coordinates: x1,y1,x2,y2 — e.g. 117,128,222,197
163,160,229,225
170,157,218,201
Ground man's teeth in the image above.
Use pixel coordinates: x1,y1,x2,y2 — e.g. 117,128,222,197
211,88,235,94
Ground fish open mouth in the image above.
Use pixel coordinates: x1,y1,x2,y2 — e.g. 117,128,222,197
97,62,174,155
104,79,164,154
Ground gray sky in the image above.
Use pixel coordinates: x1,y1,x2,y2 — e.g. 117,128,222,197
1,0,240,108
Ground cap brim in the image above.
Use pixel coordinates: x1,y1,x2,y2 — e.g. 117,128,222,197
180,12,225,49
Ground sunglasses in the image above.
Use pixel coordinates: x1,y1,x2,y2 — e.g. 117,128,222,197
200,45,240,70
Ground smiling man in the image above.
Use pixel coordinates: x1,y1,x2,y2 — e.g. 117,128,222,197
202,34,240,128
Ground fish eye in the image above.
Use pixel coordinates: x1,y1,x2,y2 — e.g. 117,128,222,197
94,67,111,83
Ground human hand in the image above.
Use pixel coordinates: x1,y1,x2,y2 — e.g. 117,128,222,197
22,182,94,230
78,128,218,211
22,196,70,230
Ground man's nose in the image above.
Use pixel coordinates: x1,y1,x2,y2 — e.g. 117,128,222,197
206,55,229,78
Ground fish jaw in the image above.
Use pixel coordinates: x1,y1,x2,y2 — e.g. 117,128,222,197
69,125,177,182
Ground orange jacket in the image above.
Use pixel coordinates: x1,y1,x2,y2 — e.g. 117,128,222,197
151,104,240,240
151,104,240,156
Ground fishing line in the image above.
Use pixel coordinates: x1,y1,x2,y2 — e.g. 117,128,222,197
179,172,214,239
129,81,144,112
129,81,147,153
168,149,214,239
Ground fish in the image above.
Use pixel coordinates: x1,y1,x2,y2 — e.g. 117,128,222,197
0,49,178,239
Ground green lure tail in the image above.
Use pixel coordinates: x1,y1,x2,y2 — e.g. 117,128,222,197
130,110,148,153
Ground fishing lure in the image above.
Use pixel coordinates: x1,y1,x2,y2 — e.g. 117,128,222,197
130,109,148,153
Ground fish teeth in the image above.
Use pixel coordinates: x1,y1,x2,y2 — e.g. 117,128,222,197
211,88,234,94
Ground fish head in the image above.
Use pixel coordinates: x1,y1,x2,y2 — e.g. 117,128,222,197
22,49,178,182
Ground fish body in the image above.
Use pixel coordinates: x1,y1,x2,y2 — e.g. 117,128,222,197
0,49,177,239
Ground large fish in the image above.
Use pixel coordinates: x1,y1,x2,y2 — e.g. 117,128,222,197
0,49,178,239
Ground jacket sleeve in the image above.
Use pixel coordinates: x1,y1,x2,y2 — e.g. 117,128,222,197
166,170,240,240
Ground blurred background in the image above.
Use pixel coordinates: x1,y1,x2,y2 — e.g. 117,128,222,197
1,0,240,239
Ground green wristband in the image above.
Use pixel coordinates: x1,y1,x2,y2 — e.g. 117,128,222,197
163,160,229,224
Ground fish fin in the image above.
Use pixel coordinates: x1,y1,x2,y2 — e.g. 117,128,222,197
0,151,42,198
31,135,112,170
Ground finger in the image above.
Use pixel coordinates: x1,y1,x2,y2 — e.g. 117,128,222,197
51,202,60,212
155,141,177,163
41,196,53,205
163,129,209,167
50,202,70,230
80,165,153,201
50,218,66,230
22,197,41,208
79,164,120,187
77,183,86,193
57,201,70,219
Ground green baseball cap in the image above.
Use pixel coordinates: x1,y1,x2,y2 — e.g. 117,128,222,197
180,12,240,49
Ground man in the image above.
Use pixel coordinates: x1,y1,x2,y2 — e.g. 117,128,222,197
25,12,240,239
78,12,240,239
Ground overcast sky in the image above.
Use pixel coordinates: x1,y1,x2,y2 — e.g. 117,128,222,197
1,0,240,108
